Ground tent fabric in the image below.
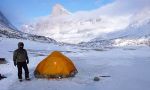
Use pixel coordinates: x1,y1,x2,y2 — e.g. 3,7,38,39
34,51,78,78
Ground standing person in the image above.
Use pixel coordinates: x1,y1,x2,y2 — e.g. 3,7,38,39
13,42,30,82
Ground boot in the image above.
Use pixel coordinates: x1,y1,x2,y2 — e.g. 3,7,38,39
19,79,23,82
25,77,30,81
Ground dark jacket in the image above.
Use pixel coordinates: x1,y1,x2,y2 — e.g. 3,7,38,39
13,49,29,63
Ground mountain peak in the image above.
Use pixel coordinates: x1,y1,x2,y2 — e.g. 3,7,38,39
51,3,71,16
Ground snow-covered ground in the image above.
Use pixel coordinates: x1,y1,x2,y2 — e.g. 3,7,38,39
0,38,150,90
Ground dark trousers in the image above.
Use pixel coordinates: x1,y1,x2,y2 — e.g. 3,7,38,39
17,62,29,79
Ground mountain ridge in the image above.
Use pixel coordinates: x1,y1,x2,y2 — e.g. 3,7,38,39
0,11,57,44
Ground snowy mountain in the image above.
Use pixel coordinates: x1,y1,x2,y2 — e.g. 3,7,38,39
21,4,129,44
0,11,16,30
21,4,150,46
0,11,57,43
0,11,25,39
80,9,150,47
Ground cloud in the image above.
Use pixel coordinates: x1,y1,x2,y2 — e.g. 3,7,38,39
97,0,150,16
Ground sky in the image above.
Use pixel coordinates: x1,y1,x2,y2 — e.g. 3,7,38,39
0,0,114,28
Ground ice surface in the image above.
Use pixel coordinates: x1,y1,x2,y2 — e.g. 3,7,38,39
0,38,150,90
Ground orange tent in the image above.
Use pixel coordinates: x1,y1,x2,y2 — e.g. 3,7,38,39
34,51,78,78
